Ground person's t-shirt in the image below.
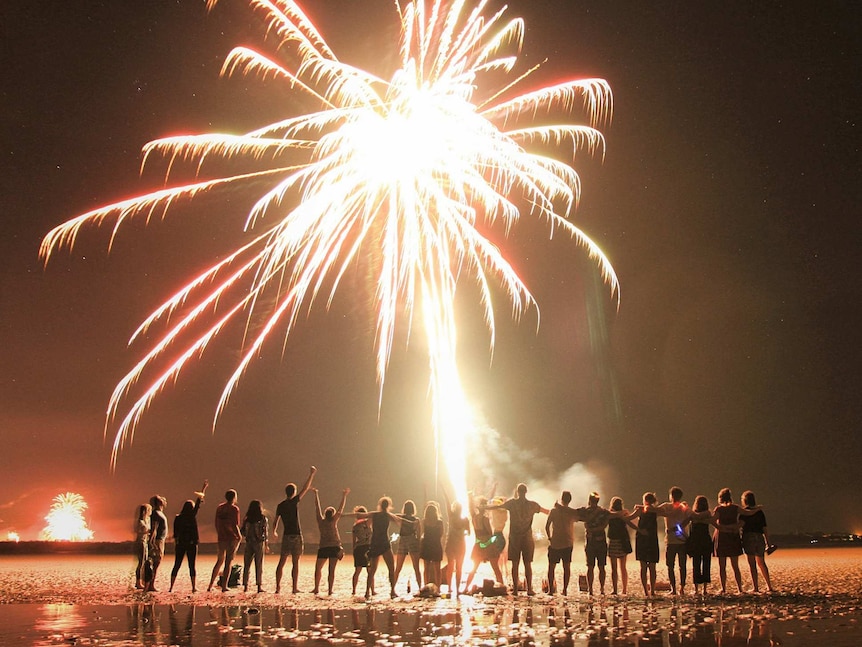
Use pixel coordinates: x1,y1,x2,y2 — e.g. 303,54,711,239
575,505,609,545
547,505,578,549
741,509,767,534
150,510,168,541
502,497,541,536
275,497,301,536
658,501,691,545
214,502,240,542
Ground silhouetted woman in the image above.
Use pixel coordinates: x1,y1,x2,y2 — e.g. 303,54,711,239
134,503,151,589
312,487,349,595
241,499,268,593
169,480,207,593
688,495,714,595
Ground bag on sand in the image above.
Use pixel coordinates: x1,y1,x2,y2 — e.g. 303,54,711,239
218,564,242,588
143,558,154,585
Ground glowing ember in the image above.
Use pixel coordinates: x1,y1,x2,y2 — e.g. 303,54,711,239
41,493,94,542
40,0,617,501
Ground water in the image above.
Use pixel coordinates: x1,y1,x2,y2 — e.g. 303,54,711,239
1,548,861,646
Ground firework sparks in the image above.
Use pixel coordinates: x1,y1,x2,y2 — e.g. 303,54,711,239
41,493,94,542
41,0,618,500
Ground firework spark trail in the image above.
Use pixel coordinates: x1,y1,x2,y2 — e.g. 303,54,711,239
41,0,618,502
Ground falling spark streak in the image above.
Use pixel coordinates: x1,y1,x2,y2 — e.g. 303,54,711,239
40,0,618,503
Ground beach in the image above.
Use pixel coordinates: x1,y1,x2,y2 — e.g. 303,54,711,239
1,547,861,645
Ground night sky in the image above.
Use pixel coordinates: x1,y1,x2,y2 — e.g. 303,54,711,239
2,1,860,542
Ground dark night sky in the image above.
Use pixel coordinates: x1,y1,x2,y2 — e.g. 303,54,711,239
1,1,860,541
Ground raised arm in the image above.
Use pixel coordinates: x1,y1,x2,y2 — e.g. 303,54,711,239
297,465,318,500
336,488,350,519
313,488,323,521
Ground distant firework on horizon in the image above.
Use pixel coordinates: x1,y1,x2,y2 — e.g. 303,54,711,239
41,0,617,500
41,492,94,542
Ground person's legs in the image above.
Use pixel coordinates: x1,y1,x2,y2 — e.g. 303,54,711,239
221,540,237,592
170,544,185,592
208,545,226,591
547,554,557,595
511,556,521,594
678,549,687,593
609,557,619,595
255,546,264,591
666,546,677,594
747,554,759,592
756,556,773,592
586,551,596,595
410,552,422,589
648,563,657,597
313,557,325,594
383,550,396,597
243,548,253,591
135,542,147,589
352,567,361,595
366,555,379,598
188,545,198,592
620,554,629,595
730,555,743,593
327,557,338,595
718,556,728,593
394,552,407,584
275,552,288,594
597,559,606,594
291,551,302,593
639,561,648,596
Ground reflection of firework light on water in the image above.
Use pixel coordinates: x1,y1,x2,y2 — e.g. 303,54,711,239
41,493,94,542
40,0,617,501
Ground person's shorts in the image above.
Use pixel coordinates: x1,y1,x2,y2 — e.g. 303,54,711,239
218,537,240,557
317,545,343,560
280,534,303,557
353,545,370,568
585,541,608,568
742,532,766,556
507,531,535,562
666,543,687,565
397,534,420,555
367,540,392,559
548,546,573,565
150,539,165,564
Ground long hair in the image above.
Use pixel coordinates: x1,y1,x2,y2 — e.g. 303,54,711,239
244,499,263,524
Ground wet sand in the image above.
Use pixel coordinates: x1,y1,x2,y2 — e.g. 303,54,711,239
1,547,861,645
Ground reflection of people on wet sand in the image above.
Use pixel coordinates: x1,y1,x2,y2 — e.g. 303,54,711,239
133,503,151,590
169,480,207,593
312,486,349,596
147,495,168,592
273,465,317,594
483,483,549,596
207,489,241,592
241,499,268,593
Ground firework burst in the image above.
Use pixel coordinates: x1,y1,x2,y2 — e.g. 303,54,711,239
41,0,618,498
41,493,94,542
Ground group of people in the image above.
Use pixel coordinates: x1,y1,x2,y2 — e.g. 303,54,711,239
133,471,774,599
